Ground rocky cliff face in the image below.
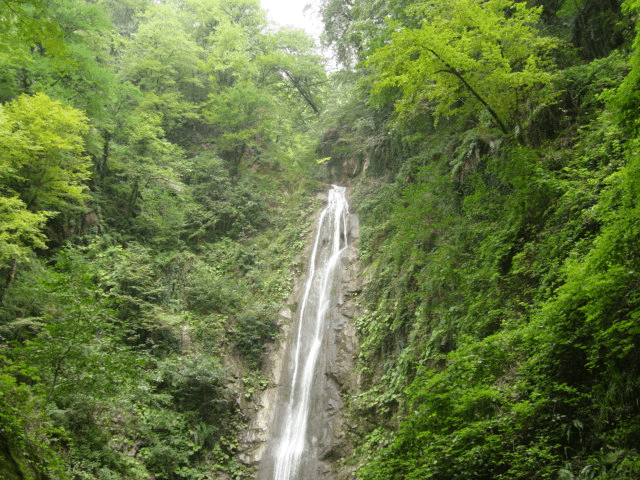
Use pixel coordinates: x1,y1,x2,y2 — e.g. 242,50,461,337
240,189,362,480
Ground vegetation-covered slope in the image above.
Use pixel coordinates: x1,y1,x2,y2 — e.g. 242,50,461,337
0,0,327,478
315,0,640,478
4,0,640,479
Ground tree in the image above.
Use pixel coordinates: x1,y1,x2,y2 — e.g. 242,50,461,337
0,0,66,102
0,103,53,272
205,80,274,177
368,0,558,137
0,93,91,211
0,197,51,269
199,1,273,176
120,3,203,95
45,0,116,118
320,0,417,68
610,0,640,136
0,0,117,122
259,27,326,116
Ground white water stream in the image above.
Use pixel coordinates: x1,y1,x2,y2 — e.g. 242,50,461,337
266,185,350,480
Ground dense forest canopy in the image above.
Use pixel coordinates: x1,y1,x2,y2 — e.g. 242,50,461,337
2,0,640,479
0,0,327,477
317,0,640,479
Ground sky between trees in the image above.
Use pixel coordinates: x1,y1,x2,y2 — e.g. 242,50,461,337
260,0,323,38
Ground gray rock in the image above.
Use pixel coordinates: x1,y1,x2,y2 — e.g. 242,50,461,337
240,188,364,480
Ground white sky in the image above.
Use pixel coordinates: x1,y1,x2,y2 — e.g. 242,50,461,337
260,0,323,39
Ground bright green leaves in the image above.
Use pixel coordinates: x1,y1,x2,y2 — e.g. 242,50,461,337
0,197,52,269
205,80,274,174
368,0,558,136
202,21,325,174
321,0,416,68
607,0,640,135
0,1,328,479
206,20,254,87
0,0,66,102
122,3,204,95
538,129,640,383
0,356,68,480
259,28,326,116
0,93,89,268
0,93,90,211
357,329,551,480
320,1,640,480
0,0,115,122
118,2,205,151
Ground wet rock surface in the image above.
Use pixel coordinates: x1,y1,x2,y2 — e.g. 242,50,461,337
239,189,362,479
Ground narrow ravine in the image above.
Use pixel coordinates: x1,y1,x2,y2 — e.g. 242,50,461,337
253,185,357,480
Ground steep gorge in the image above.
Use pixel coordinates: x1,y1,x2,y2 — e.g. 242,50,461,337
242,186,362,480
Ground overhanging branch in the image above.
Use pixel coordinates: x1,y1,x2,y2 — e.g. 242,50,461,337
282,70,320,115
427,48,509,135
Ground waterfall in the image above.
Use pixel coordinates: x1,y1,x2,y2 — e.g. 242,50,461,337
261,185,350,480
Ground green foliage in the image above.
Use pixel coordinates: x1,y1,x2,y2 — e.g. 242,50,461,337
368,0,559,136
608,0,640,136
0,173,314,477
8,0,640,478
0,196,52,268
181,153,270,242
339,3,640,474
258,27,326,116
0,0,66,102
205,80,275,175
0,358,68,480
0,93,91,211
233,307,278,367
320,0,417,68
121,3,203,95
0,2,328,478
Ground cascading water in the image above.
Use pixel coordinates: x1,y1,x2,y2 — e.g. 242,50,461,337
258,185,350,480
